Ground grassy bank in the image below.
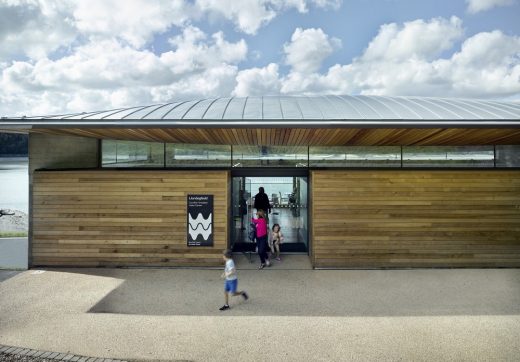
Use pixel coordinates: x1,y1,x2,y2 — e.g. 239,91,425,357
0,232,28,238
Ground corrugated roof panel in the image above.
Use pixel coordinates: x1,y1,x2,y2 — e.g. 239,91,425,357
296,96,323,119
223,97,247,119
280,96,303,119
317,96,349,118
376,96,423,119
64,110,107,119
31,112,83,120
482,100,520,117
104,105,158,119
408,98,463,119
242,97,263,119
162,100,201,119
391,97,441,119
262,96,283,119
142,102,184,119
337,96,378,118
82,108,128,119
434,99,483,119
357,95,401,119
3,96,520,125
203,97,231,119
183,98,218,119
448,99,504,119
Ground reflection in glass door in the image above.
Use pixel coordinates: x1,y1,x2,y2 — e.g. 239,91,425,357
231,177,253,251
231,176,308,253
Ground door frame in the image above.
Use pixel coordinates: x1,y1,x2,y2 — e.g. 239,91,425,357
229,168,311,255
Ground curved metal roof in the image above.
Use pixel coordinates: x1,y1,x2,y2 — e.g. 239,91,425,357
2,95,520,128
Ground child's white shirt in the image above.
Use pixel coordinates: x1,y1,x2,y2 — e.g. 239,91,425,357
225,259,237,280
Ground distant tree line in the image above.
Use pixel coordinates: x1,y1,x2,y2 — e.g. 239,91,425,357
0,133,28,156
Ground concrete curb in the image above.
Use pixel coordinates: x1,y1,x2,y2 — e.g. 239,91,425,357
0,344,128,362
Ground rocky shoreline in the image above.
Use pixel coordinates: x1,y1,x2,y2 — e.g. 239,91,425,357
0,209,28,234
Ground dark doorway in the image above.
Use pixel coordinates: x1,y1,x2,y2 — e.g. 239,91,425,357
230,171,309,254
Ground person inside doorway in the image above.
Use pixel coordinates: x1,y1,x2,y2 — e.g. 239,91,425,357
253,187,271,223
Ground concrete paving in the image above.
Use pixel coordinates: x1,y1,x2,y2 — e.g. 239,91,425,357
1,256,519,361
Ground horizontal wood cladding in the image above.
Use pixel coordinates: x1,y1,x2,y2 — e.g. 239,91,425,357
27,127,520,146
311,170,520,268
32,170,229,267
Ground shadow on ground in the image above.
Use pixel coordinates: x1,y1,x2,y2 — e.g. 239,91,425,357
0,270,22,282
78,256,520,317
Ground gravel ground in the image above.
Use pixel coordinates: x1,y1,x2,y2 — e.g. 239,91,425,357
0,352,54,362
0,210,27,233
1,267,519,361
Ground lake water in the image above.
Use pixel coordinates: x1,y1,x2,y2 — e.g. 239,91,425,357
0,158,28,213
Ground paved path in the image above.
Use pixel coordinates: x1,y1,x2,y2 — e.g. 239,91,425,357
0,344,128,362
1,256,519,361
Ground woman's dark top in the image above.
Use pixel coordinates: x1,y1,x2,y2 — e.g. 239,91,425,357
254,192,271,213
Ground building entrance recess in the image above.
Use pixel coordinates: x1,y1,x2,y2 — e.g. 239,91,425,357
231,174,309,255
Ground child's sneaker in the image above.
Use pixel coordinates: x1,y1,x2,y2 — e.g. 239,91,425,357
219,304,230,311
276,257,281,261
258,264,265,269
266,260,271,267
242,292,249,300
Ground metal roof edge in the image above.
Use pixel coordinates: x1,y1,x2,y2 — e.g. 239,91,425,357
1,119,520,129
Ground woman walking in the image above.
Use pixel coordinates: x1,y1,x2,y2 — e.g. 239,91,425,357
252,209,271,269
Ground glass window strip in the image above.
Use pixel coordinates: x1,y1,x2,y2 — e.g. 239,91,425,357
100,140,520,169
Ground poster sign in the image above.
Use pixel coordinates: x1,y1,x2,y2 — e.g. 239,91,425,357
187,194,213,247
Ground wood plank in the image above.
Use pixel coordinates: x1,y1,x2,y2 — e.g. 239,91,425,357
32,170,229,267
312,170,520,268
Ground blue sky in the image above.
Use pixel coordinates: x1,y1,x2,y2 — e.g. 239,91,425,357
0,0,519,116
197,0,519,71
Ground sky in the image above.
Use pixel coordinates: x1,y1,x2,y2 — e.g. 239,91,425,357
0,0,519,116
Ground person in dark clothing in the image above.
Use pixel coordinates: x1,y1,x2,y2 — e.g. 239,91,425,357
253,187,271,258
253,187,271,215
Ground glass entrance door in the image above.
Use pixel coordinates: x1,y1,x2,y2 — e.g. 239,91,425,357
231,177,253,252
231,176,308,253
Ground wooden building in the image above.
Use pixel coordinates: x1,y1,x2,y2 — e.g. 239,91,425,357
2,95,520,268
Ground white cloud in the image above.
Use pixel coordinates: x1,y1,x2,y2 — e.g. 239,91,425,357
284,27,341,73
163,26,247,75
466,0,515,13
277,20,520,100
362,16,463,62
1,8,519,117
195,0,341,35
0,0,337,61
233,63,281,96
0,0,75,60
0,27,246,115
150,64,238,102
72,0,192,48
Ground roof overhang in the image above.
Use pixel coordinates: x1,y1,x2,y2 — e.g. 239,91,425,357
2,118,520,129
2,95,520,145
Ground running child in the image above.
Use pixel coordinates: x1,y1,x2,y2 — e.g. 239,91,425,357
220,249,249,311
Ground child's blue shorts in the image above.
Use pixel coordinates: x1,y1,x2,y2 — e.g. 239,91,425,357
224,279,238,293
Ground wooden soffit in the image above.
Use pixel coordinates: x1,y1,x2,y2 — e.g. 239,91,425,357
15,127,520,146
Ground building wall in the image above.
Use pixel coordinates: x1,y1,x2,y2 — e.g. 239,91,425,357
311,170,520,268
28,133,100,266
29,133,99,174
32,170,229,267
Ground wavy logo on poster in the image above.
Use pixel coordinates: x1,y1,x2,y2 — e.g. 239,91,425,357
188,213,212,240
